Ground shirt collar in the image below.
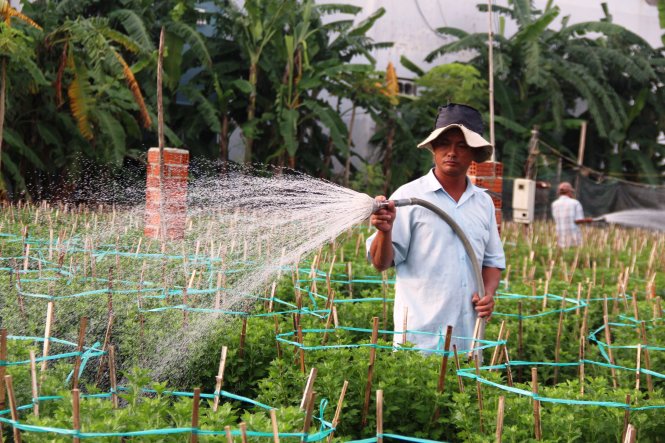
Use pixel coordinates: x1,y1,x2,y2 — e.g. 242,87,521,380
423,169,485,202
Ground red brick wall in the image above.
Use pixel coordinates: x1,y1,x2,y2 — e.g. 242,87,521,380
145,148,189,240
468,161,503,230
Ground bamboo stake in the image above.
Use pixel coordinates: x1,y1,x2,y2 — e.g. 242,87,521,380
518,302,524,382
432,326,453,421
603,315,618,388
490,321,506,368
347,262,353,299
639,322,654,392
402,307,408,345
240,422,248,443
635,344,642,391
29,350,39,417
554,294,567,384
191,388,200,443
4,376,20,443
224,426,233,443
109,346,118,408
623,424,636,443
361,317,380,428
72,317,88,390
495,396,505,443
96,313,114,384
474,354,484,433
301,392,316,443
213,346,228,412
72,388,80,443
503,345,514,387
453,344,465,393
273,316,282,359
532,368,541,440
239,317,248,360
270,409,280,443
376,390,384,443
326,380,348,443
621,394,631,442
0,328,7,414
296,324,305,373
300,368,317,410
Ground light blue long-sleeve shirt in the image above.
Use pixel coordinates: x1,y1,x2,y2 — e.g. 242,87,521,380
367,169,505,353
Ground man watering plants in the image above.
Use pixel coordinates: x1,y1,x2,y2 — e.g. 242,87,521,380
367,103,505,353
551,181,593,248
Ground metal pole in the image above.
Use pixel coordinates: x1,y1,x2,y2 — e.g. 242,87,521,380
488,0,496,161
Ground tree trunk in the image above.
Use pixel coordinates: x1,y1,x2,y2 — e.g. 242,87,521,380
0,58,7,200
343,105,357,187
219,113,229,174
382,121,395,197
245,63,258,164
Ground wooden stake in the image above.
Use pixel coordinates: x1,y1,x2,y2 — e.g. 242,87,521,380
96,313,114,384
639,322,654,392
554,294,567,384
402,307,408,345
301,392,316,443
109,346,118,408
361,317,380,428
623,424,636,443
465,351,481,433
29,350,39,417
490,321,506,367
603,315,618,388
0,328,7,414
621,394,631,442
635,344,641,391
224,426,234,443
72,317,88,390
453,345,465,393
240,422,248,443
300,368,318,410
191,388,200,443
327,380,349,443
213,346,228,412
495,396,505,443
432,326,453,421
239,317,248,360
376,390,384,443
270,409,280,443
532,368,541,440
296,324,305,373
72,388,80,443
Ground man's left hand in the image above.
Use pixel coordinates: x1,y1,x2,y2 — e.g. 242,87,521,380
472,293,494,320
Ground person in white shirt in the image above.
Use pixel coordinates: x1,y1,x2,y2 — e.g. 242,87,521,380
551,182,592,248
367,103,505,353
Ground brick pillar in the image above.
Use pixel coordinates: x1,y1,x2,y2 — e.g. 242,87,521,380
468,161,503,229
145,147,189,240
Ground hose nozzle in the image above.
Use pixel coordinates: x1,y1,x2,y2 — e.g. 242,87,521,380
371,198,414,213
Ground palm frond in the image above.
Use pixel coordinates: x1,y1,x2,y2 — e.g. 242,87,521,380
513,6,559,48
315,4,362,16
3,127,46,169
100,27,141,55
168,21,212,69
67,53,94,140
1,3,42,30
425,33,486,63
109,9,154,52
112,50,152,129
349,7,385,37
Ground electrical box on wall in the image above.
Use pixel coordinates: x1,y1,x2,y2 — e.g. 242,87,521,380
513,178,536,224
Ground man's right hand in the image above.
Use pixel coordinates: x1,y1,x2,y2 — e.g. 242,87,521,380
370,196,396,232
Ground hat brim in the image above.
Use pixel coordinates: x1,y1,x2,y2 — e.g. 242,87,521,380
417,124,493,163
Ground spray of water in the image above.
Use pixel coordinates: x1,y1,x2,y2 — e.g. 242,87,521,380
599,209,665,231
144,165,376,379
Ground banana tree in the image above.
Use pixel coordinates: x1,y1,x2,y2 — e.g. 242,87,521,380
0,0,44,198
425,0,665,183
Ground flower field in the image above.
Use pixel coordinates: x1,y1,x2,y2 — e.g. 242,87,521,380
0,202,663,442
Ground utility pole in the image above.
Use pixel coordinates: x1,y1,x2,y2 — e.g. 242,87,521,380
487,0,496,160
